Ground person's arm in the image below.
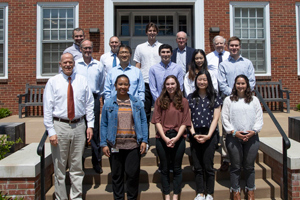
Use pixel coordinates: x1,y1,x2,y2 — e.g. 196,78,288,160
103,71,112,100
149,67,159,101
139,101,148,154
248,61,256,91
209,70,219,93
85,81,95,143
100,102,110,156
184,74,192,97
137,70,145,102
43,80,57,146
98,63,105,97
218,63,231,96
136,62,141,69
246,97,264,139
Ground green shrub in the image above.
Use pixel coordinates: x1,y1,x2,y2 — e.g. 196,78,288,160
0,135,22,160
297,104,300,111
0,108,11,119
0,191,24,199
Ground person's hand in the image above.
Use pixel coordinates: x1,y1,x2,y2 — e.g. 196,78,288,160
49,135,58,146
242,130,256,142
103,146,110,157
140,142,147,154
196,134,210,144
164,137,173,148
235,131,248,141
86,127,93,143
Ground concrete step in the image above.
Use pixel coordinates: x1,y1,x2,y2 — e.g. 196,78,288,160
46,178,281,200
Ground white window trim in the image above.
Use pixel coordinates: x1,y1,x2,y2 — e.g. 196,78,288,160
0,3,8,79
296,3,300,75
230,2,271,76
104,0,204,52
36,2,79,79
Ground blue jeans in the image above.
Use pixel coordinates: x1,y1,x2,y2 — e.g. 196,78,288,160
226,134,259,192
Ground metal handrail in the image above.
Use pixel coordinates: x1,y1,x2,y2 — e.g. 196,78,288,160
255,89,290,200
37,130,48,200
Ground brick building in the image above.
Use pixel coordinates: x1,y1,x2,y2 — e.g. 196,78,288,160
0,0,299,114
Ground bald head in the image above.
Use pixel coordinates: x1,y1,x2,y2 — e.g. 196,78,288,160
176,31,188,50
60,53,75,76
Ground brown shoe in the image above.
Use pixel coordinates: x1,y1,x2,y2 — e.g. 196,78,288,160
247,190,255,200
220,161,229,172
233,191,241,200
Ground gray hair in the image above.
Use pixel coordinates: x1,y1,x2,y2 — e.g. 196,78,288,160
213,35,226,45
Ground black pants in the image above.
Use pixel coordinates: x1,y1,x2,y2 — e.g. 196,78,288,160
191,128,217,195
144,83,152,127
156,136,185,194
109,147,141,200
91,94,101,166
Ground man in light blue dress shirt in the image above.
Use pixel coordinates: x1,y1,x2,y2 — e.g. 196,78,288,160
104,44,145,102
218,36,256,96
149,44,184,102
75,39,105,174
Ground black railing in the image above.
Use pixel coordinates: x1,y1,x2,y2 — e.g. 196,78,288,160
37,130,48,200
255,89,290,200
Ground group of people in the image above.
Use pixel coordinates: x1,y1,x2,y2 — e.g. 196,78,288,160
43,22,263,200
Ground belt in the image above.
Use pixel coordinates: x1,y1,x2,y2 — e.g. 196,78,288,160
53,117,84,124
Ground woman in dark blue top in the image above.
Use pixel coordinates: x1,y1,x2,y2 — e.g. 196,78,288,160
187,69,222,200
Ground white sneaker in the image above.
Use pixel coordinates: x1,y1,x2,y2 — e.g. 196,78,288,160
205,194,213,200
194,194,205,200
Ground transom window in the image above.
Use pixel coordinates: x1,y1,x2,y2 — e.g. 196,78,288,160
36,2,78,78
231,2,271,75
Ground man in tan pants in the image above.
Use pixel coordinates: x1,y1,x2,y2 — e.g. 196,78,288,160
44,53,95,199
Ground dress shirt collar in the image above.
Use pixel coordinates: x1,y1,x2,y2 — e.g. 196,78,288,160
214,50,225,56
110,50,117,56
147,40,159,47
61,70,76,81
177,46,186,53
73,43,80,51
228,55,243,62
160,61,172,68
117,63,132,71
77,57,95,66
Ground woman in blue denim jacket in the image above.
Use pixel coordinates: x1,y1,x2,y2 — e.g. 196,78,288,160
100,74,148,200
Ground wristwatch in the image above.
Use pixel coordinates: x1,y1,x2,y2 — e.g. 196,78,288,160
232,130,236,137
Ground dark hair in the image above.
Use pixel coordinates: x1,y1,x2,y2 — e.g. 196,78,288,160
230,74,253,103
188,49,208,81
228,36,241,46
117,44,132,55
191,69,216,108
72,28,84,38
114,74,130,85
145,22,159,33
158,75,183,110
159,44,173,54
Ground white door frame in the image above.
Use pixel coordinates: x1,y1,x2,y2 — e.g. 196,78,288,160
104,0,204,52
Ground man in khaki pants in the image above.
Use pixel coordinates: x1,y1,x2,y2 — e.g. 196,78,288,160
43,53,94,199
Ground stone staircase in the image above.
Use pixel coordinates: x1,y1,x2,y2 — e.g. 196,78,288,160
45,139,281,200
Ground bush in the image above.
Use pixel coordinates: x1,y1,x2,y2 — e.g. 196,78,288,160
0,108,11,119
0,191,24,200
0,135,22,160
297,104,300,111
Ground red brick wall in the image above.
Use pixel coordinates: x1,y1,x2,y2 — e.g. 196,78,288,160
204,0,300,110
264,153,300,200
0,0,299,114
0,163,53,200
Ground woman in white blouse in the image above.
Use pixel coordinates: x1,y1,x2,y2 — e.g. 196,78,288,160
184,49,218,97
221,74,263,200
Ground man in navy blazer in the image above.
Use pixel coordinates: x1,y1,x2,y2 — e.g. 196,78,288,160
171,31,195,74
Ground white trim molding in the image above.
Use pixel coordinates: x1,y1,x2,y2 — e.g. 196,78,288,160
296,3,300,75
0,3,8,79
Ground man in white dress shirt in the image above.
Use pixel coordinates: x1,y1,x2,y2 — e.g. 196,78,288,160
206,35,230,78
75,39,105,174
133,22,162,128
100,36,121,75
44,53,94,200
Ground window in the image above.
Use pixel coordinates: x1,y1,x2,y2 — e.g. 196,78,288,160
296,3,300,75
230,2,271,75
36,2,78,78
0,3,8,79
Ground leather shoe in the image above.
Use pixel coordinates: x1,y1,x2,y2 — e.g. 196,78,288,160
93,165,103,174
220,161,229,172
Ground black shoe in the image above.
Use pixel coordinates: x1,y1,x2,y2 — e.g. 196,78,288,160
93,165,103,174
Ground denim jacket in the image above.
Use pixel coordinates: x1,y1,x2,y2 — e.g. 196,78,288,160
100,94,148,147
